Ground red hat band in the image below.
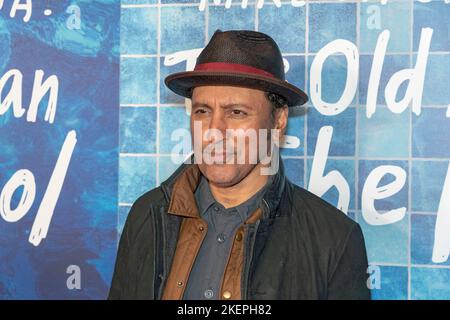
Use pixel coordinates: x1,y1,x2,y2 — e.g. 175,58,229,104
194,62,276,79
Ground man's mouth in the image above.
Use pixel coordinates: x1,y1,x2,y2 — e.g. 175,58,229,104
206,151,236,164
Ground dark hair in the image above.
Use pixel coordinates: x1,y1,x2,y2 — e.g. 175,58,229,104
265,92,288,110
265,92,287,124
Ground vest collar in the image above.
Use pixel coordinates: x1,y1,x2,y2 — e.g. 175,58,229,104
160,153,287,219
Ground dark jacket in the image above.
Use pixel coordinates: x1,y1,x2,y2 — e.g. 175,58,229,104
109,158,371,300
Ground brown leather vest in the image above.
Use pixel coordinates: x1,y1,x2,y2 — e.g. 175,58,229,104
161,165,262,300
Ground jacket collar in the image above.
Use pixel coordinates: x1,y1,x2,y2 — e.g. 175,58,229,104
160,153,287,220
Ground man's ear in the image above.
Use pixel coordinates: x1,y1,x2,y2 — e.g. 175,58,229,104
275,105,289,136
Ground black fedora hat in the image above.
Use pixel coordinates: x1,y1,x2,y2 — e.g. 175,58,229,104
164,29,308,107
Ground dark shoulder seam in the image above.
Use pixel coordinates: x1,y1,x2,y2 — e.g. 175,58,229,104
292,184,357,227
327,223,359,283
124,187,165,242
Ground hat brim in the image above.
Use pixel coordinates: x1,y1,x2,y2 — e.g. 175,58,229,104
165,71,308,107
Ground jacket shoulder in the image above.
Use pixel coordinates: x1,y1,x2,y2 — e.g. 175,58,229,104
287,184,368,287
109,187,165,300
122,187,166,236
289,183,360,248
130,187,166,213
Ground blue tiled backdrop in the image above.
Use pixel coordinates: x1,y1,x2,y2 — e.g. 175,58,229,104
120,0,450,300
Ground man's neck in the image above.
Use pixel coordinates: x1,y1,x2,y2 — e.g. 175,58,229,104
208,162,270,209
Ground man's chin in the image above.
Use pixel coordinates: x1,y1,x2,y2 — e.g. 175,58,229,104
199,164,248,188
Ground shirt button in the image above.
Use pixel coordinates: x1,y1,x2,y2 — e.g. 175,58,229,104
204,289,214,299
198,225,205,232
177,281,183,287
217,233,226,243
235,232,243,241
213,206,220,212
222,290,232,299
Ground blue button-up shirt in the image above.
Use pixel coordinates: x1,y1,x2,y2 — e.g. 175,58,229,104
183,175,270,300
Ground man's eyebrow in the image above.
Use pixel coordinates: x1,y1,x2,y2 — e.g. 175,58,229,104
192,103,211,109
221,103,253,109
192,102,255,110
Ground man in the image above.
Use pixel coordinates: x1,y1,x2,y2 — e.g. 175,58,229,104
109,29,370,300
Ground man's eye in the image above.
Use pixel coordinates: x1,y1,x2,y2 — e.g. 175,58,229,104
231,109,247,116
194,109,207,114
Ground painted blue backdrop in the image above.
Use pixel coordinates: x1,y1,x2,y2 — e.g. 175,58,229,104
0,0,119,299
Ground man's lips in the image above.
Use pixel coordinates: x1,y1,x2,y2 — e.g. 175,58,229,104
211,152,234,158
206,151,236,162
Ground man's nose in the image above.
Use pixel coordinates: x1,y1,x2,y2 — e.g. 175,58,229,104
208,110,226,133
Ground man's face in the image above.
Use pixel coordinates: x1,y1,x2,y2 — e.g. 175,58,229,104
190,85,286,188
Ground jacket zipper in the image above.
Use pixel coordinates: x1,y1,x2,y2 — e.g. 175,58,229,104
155,206,167,299
242,198,268,299
242,219,261,299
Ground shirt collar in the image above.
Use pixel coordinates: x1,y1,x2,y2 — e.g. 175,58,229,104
194,174,273,223
194,175,216,217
